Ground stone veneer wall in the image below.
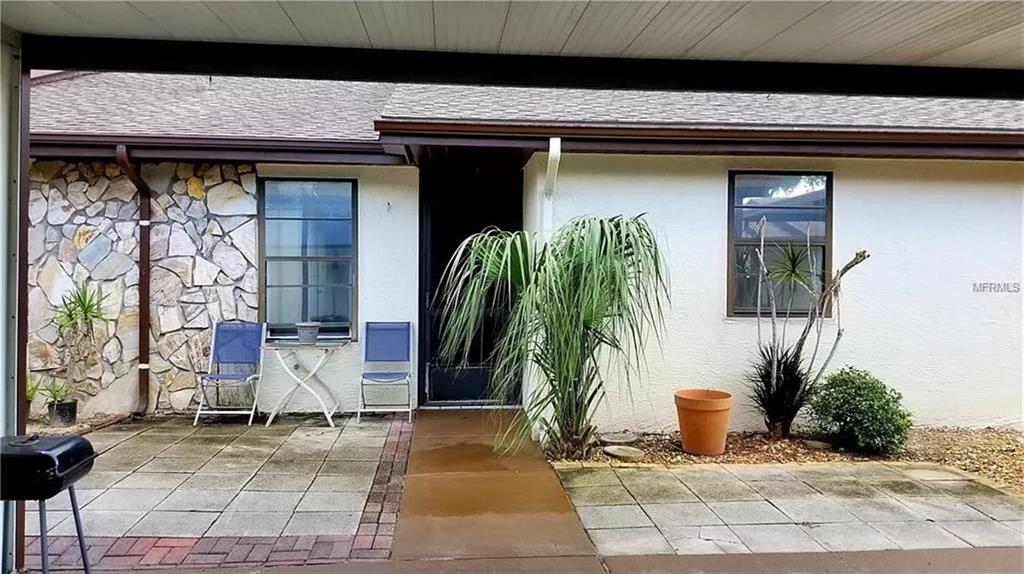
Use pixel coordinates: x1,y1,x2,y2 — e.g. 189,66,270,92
27,159,259,415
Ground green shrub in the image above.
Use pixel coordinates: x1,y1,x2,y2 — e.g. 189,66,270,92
808,367,912,455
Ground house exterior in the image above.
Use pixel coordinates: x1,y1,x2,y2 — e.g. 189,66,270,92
27,71,1023,431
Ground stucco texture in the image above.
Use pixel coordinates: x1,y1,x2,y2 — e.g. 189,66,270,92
525,153,1023,432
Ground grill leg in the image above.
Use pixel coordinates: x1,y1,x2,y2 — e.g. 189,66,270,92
38,499,49,574
68,486,91,574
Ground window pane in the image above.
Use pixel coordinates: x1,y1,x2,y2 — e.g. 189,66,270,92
267,286,352,325
734,207,825,240
733,245,824,312
265,180,353,219
265,219,353,257
267,260,352,287
734,174,827,208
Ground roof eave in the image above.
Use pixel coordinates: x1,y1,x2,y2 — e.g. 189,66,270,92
30,133,408,166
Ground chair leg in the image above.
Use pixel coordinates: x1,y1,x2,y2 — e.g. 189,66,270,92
192,382,205,426
247,378,260,426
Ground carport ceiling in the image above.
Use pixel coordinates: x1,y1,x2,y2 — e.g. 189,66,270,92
4,0,1022,70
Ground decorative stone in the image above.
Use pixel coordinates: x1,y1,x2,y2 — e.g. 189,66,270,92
117,309,139,361
123,285,139,307
101,279,124,318
155,194,175,209
91,252,134,280
186,200,207,219
104,201,120,218
151,223,170,259
603,445,645,462
167,224,197,257
238,163,253,174
240,172,256,194
193,256,221,286
117,201,137,220
37,257,75,305
212,242,247,280
157,331,188,360
239,267,257,293
179,289,206,304
57,238,77,262
30,161,63,183
27,287,55,331
172,180,187,195
67,181,89,208
206,220,223,236
158,257,193,284
601,432,639,446
27,225,45,263
229,220,257,265
104,176,136,202
157,305,185,334
166,205,187,223
803,440,833,451
86,177,110,201
104,164,121,178
77,232,113,271
218,286,237,320
101,336,122,363
207,181,256,215
186,176,205,199
150,267,183,305
183,306,210,329
203,164,222,187
72,216,86,225
141,162,175,193
46,190,74,225
28,189,47,225
85,202,105,217
124,265,139,287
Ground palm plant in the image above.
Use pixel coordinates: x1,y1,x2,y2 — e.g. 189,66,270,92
436,216,669,459
53,283,108,388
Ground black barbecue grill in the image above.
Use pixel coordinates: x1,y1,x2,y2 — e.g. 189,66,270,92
2,435,96,574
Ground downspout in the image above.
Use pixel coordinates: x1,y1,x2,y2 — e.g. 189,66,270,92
115,145,150,415
542,137,561,240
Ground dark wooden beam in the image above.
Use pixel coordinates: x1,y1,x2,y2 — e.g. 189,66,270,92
22,35,1024,100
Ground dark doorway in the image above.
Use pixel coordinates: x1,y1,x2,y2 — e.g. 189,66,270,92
418,147,525,405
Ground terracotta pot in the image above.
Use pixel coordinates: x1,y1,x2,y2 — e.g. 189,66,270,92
674,389,732,456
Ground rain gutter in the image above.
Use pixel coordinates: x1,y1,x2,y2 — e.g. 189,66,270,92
115,145,150,415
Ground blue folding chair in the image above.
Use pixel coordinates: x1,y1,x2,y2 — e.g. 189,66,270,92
358,322,413,423
193,321,267,426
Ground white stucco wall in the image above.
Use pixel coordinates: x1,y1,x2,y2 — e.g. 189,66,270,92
255,164,419,414
524,153,1023,432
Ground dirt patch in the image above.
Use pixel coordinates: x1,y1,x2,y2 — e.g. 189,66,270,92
26,413,127,437
554,427,1024,494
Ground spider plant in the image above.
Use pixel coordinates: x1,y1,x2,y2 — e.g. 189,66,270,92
436,215,669,459
53,283,108,388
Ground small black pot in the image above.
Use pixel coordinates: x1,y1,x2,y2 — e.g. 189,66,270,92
48,400,78,427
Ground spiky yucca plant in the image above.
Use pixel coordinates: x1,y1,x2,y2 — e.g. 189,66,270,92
53,283,108,388
436,216,668,459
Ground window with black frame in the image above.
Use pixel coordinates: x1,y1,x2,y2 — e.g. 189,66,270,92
263,180,355,337
728,171,831,316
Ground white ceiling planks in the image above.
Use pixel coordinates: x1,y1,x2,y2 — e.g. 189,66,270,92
354,1,434,51
1,1,1020,69
202,1,305,45
278,1,371,48
128,1,239,42
560,1,668,57
433,1,509,53
497,1,588,55
623,2,744,59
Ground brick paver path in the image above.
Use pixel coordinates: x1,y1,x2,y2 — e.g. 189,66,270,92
24,414,412,570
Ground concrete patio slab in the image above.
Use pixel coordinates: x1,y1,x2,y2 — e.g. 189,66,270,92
837,497,923,522
587,528,674,556
668,465,733,484
282,511,361,536
806,478,885,498
622,479,698,504
205,511,291,537
86,488,172,511
576,505,652,529
125,510,218,537
244,472,315,491
308,474,373,492
137,456,210,473
684,479,762,502
898,496,992,522
964,495,1024,521
111,471,189,489
643,502,722,528
50,510,145,537
226,490,302,512
558,468,621,488
75,471,128,489
870,521,971,549
180,472,252,490
567,485,635,506
705,501,789,525
661,526,750,555
296,491,366,512
155,488,237,511
938,521,1024,547
802,522,899,551
730,524,825,553
722,465,794,481
746,479,818,499
868,479,938,497
770,494,859,523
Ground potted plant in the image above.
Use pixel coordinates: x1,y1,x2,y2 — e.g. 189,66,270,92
49,283,108,425
41,378,76,427
435,216,668,459
25,374,40,417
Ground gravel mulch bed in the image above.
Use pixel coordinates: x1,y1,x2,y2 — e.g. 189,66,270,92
555,426,1024,494
26,413,127,437
897,427,1024,494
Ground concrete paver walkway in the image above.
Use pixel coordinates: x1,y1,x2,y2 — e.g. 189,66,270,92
392,410,594,559
555,461,1024,556
25,414,412,569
